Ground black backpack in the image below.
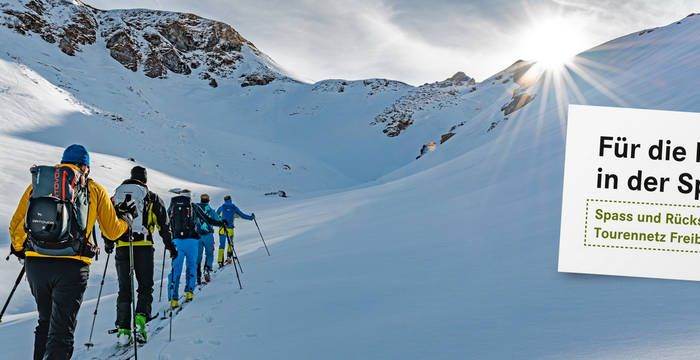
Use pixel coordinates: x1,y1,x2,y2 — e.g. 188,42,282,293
24,165,93,257
169,195,195,239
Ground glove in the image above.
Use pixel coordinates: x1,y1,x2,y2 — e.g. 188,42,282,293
166,242,178,259
10,244,25,260
115,200,137,225
222,219,229,227
104,240,115,254
162,232,173,245
251,213,255,220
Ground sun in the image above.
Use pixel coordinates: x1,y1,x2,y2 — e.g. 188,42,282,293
520,17,588,70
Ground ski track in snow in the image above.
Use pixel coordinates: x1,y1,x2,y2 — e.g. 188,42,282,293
0,5,699,359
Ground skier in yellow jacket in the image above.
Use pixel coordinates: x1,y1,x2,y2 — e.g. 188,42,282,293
8,144,136,360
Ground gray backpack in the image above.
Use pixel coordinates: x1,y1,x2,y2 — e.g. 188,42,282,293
113,183,149,235
24,165,91,256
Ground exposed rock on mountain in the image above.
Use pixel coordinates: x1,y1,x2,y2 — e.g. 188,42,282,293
442,71,476,87
501,92,535,115
371,77,468,137
1,0,283,85
311,78,409,95
241,73,275,87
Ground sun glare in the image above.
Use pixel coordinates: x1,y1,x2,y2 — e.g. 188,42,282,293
521,17,587,70
501,11,629,164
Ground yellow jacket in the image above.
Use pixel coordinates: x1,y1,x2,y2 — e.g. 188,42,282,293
9,164,129,265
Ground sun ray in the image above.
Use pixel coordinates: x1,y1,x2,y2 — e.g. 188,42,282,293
560,66,587,105
565,60,629,107
572,55,626,75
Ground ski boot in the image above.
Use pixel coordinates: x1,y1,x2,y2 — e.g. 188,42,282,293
170,299,179,309
117,328,132,345
218,261,224,268
185,291,194,302
135,314,148,343
203,266,212,283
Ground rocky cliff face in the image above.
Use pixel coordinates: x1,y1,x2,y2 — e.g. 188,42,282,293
0,0,283,86
371,72,476,137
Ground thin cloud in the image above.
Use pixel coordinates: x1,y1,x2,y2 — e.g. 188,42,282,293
86,0,698,85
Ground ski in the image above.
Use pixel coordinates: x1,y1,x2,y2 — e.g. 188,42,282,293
105,260,231,359
102,311,161,358
105,341,134,358
146,312,159,323
106,312,160,334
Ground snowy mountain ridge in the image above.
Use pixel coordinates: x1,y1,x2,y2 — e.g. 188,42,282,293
1,0,494,149
0,0,556,170
1,0,288,86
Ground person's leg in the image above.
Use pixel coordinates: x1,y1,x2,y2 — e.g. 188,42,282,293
169,239,185,300
227,229,235,258
218,233,227,265
196,238,204,282
196,238,204,269
134,246,154,318
218,231,227,250
45,259,89,360
184,239,198,294
114,246,132,329
204,233,215,269
25,258,52,360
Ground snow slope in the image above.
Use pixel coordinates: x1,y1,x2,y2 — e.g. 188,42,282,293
0,1,699,358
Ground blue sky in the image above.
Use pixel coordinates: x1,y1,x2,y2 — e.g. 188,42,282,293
88,0,698,85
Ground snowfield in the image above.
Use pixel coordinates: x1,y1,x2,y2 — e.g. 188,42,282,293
0,1,699,359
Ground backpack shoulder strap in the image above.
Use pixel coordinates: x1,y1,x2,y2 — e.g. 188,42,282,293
145,191,158,229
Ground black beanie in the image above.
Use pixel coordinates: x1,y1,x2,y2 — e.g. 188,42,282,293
130,166,147,184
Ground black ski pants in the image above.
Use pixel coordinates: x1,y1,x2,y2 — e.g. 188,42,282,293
25,257,89,360
115,245,154,328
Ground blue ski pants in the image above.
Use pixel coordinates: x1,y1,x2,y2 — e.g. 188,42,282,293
168,238,198,300
197,233,215,269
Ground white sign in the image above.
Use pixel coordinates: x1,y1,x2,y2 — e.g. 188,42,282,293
559,105,700,281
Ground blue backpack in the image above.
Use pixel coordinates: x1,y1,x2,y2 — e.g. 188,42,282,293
194,204,213,235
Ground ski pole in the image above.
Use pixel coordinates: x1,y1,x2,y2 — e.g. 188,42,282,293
168,307,172,342
158,247,166,302
232,246,243,274
0,265,25,323
254,218,270,256
225,231,242,290
85,252,110,349
168,260,174,342
125,195,138,359
129,240,138,358
228,236,243,274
